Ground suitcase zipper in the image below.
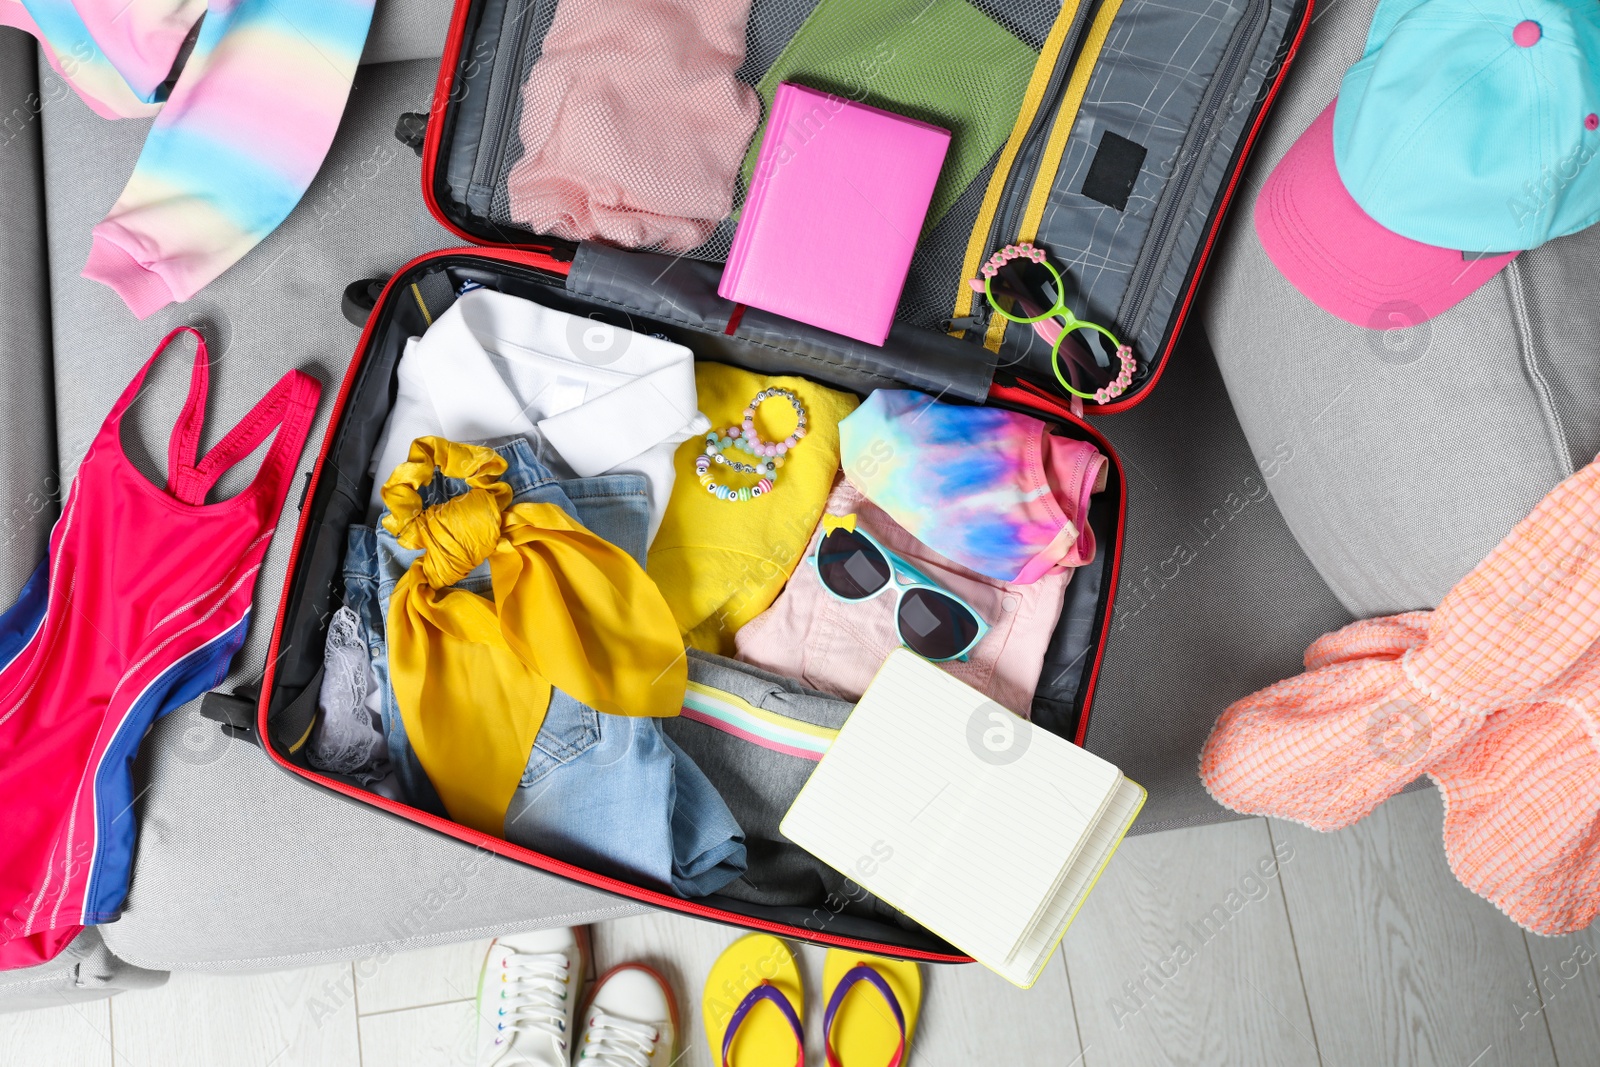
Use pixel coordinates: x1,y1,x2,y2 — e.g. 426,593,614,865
470,0,541,207
1118,0,1267,339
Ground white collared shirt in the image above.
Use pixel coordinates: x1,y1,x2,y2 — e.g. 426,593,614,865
368,289,708,541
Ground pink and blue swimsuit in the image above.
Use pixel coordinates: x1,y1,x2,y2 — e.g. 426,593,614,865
0,327,318,968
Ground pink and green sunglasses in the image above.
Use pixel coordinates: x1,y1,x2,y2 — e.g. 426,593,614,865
968,242,1136,404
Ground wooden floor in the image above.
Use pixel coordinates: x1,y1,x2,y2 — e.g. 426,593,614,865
5,787,1595,1067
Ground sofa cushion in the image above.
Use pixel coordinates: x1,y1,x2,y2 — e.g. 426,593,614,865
30,22,1356,972
1202,0,1600,616
364,0,456,66
38,55,643,971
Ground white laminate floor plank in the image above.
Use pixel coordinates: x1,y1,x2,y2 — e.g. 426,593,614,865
0,998,114,1067
1273,787,1556,1067
1515,929,1600,1067
111,966,362,1067
359,1000,479,1067
592,911,1081,1066
355,938,495,1016
908,951,1078,1067
1063,816,1320,1067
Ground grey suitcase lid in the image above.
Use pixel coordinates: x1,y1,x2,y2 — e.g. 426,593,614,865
413,0,1314,412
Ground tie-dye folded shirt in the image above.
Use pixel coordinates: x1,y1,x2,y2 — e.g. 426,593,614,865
838,389,1106,584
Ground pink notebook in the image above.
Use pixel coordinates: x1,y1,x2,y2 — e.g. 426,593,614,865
719,83,951,346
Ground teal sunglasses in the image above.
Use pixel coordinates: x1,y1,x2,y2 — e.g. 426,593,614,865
811,515,991,662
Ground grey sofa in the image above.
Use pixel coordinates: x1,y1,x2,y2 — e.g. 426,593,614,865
2,0,1590,1010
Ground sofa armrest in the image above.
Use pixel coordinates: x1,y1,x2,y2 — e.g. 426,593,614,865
0,31,58,605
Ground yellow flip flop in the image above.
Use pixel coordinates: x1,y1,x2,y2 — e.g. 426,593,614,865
822,949,921,1067
702,934,805,1066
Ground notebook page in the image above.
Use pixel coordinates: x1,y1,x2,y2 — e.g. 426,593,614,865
1003,777,1147,987
780,650,1122,966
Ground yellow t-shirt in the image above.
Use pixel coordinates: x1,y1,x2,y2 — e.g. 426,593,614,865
648,363,859,654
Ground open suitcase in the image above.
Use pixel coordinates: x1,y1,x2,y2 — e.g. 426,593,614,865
214,0,1314,964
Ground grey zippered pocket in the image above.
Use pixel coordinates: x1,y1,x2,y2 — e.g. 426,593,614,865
466,0,549,215
1119,0,1268,339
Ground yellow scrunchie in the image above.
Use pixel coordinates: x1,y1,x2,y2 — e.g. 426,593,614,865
381,437,686,833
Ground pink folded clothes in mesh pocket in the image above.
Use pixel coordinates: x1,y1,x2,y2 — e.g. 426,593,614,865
505,0,760,253
838,389,1108,584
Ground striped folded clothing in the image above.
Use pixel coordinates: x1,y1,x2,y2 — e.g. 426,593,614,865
1201,457,1600,935
661,649,913,931
1,0,374,317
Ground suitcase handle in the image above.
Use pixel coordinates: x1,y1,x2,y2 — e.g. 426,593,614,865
200,688,259,744
200,668,322,755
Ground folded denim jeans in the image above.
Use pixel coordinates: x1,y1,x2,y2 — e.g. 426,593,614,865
346,436,746,897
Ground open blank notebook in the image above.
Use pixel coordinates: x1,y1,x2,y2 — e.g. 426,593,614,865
781,649,1145,987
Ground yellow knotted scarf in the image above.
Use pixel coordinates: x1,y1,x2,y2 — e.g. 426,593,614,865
381,437,686,833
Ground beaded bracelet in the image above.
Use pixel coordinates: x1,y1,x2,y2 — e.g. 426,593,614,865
732,388,807,460
696,427,778,501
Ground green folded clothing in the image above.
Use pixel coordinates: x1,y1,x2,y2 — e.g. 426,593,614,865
742,0,1038,228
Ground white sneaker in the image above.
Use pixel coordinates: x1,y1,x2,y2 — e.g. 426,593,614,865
476,927,588,1067
572,964,678,1067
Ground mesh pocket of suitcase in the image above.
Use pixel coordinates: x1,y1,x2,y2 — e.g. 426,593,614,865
418,0,1311,412
255,247,1127,962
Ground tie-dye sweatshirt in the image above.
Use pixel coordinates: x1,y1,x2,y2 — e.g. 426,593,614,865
0,0,374,317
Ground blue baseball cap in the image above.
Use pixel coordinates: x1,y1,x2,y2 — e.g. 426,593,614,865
1334,0,1600,254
